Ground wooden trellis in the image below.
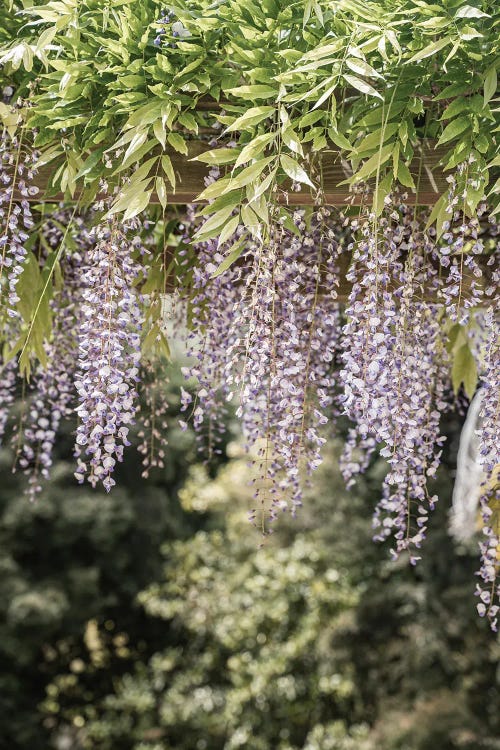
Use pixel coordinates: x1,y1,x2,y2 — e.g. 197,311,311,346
17,141,449,206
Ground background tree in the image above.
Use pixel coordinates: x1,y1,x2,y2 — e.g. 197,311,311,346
31,417,500,750
0,368,223,750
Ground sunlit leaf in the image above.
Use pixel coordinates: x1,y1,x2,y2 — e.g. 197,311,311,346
343,74,382,99
280,154,314,188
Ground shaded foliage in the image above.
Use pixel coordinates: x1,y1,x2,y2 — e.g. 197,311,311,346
0,371,214,750
26,418,500,750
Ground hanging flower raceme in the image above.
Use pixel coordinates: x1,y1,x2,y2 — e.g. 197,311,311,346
74,219,143,492
372,287,450,563
0,122,38,447
19,340,75,500
340,202,405,486
180,208,242,460
473,305,500,631
264,209,342,513
0,129,38,323
435,160,486,324
184,208,342,527
0,355,16,445
340,200,452,561
137,361,170,479
17,215,91,499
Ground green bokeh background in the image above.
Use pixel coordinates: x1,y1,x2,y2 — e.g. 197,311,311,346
1,369,498,750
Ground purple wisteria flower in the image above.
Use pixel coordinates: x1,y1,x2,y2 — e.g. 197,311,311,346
17,213,90,499
180,205,242,459
182,206,342,529
74,220,143,491
340,198,450,561
0,129,38,322
137,361,169,479
0,122,38,446
0,356,17,445
435,161,485,324
473,304,500,630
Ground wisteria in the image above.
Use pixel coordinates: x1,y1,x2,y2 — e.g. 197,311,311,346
180,208,241,460
473,305,500,630
0,122,38,447
337,200,451,561
137,362,170,479
436,160,486,324
0,162,497,626
181,208,344,526
0,128,38,322
16,217,89,499
0,355,16,444
74,220,143,492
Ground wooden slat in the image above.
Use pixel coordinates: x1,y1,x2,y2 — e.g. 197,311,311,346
17,141,449,206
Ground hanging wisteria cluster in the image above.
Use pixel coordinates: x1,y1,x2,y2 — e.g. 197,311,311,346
0,125,498,628
176,192,498,628
73,219,144,492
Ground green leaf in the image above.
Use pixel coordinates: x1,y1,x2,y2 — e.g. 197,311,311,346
299,110,325,128
198,190,243,216
193,205,236,240
455,5,490,18
345,58,382,79
161,154,176,191
115,139,156,173
241,203,261,234
16,251,41,323
353,123,399,155
484,66,497,107
398,120,409,148
226,85,277,99
328,128,353,150
302,40,344,61
311,82,338,111
128,157,158,186
123,130,147,164
153,119,166,149
178,112,198,133
452,343,478,398
406,36,452,64
211,237,245,278
282,127,303,156
193,148,239,165
224,106,275,133
246,167,278,201
349,143,394,183
223,156,275,192
155,176,167,210
234,133,276,169
440,97,470,121
74,147,106,180
436,116,471,145
447,323,467,354
167,132,188,155
196,177,234,202
373,172,393,216
343,74,382,99
123,189,152,220
217,214,240,246
280,154,314,188
396,161,415,189
426,193,453,238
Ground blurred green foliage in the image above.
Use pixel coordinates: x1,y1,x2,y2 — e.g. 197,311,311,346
1,400,499,749
0,370,214,749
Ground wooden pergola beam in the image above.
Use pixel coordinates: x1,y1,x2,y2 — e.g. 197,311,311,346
20,141,449,206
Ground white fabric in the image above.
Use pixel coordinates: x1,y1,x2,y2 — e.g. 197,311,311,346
450,390,486,541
